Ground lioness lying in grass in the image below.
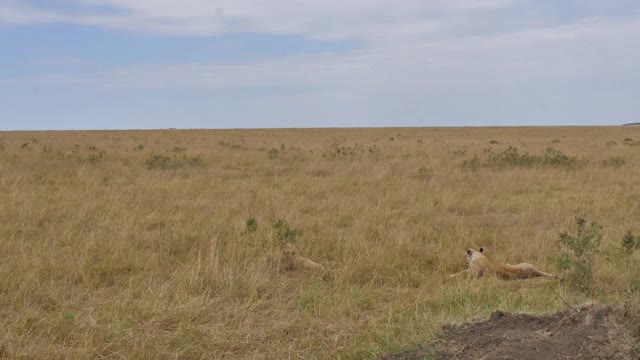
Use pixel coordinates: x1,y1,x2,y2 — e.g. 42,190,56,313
450,247,559,280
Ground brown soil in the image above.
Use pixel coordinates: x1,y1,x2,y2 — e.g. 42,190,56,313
384,304,640,360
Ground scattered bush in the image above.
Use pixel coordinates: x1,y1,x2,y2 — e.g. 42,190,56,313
133,144,145,151
542,147,578,167
489,140,499,144
462,146,580,170
411,167,433,182
603,156,626,168
273,219,296,244
621,231,640,253
487,146,537,168
323,143,365,159
246,218,258,233
146,155,172,170
172,146,186,153
462,156,480,171
623,138,640,146
145,154,204,170
219,140,244,150
267,148,280,158
557,217,603,292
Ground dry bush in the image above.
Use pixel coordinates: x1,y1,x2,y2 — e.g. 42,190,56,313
0,127,639,358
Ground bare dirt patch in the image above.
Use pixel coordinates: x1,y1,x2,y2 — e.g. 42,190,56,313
385,304,640,359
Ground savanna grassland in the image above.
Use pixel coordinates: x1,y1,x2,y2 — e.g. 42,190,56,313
1,127,640,359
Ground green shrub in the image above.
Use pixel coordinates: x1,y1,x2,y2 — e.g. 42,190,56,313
542,148,578,167
621,230,640,253
487,146,536,168
246,218,258,233
145,154,204,170
462,156,480,171
603,156,626,168
273,219,296,244
146,155,173,170
412,167,433,181
462,146,580,170
267,148,280,158
557,217,603,292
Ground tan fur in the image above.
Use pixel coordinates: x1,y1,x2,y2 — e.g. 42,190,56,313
279,243,326,272
450,247,558,280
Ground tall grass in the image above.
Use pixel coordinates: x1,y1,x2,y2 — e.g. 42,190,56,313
0,127,639,358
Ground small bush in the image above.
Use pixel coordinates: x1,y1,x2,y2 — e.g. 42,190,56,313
489,140,499,144
267,148,280,158
542,148,578,167
463,147,580,170
172,146,186,153
487,146,537,168
621,231,640,253
145,154,204,170
557,217,603,292
219,140,244,150
133,144,144,151
411,167,433,182
550,138,561,143
185,156,205,167
462,156,480,171
623,138,640,146
246,218,258,233
84,151,105,164
322,143,364,159
603,156,626,168
146,155,173,170
273,219,296,244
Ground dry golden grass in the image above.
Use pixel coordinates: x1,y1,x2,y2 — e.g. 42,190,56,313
0,127,639,358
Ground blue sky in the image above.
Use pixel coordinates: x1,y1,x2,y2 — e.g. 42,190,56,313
1,0,640,130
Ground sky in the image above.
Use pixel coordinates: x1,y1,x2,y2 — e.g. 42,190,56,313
1,0,639,130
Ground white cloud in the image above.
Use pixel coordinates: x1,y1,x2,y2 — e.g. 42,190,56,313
0,2,63,24
0,0,520,39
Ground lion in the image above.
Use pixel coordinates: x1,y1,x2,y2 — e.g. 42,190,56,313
279,243,326,272
450,246,559,280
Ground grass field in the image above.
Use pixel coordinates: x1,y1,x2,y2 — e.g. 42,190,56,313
1,127,639,358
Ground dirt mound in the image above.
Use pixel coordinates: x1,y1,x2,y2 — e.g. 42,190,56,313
385,304,640,360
